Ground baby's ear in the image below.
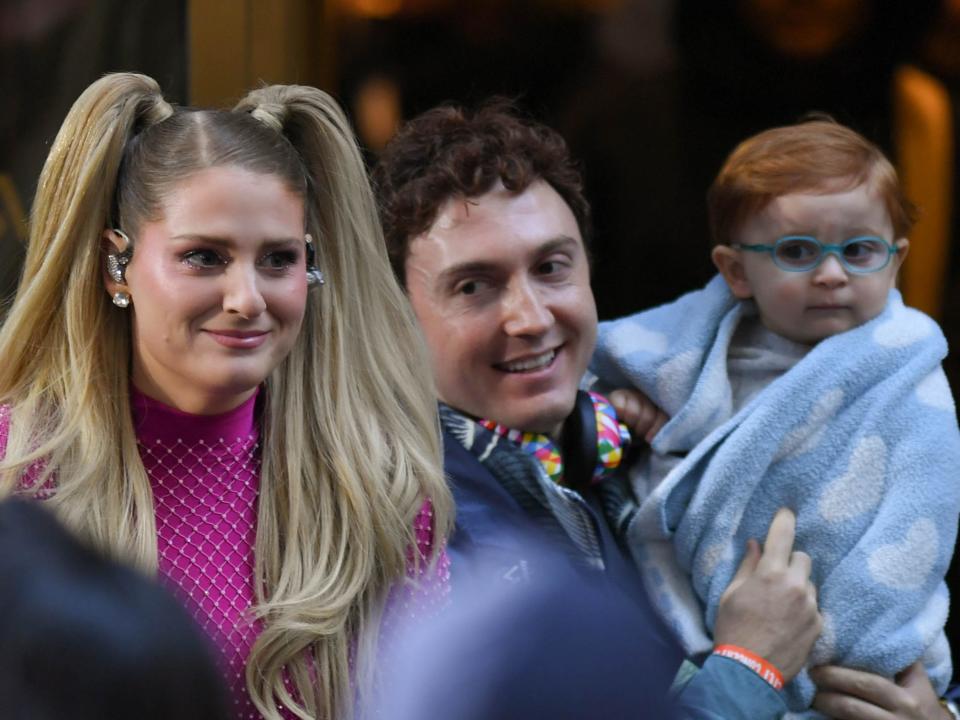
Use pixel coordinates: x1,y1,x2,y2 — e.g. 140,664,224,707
711,245,753,299
893,237,910,268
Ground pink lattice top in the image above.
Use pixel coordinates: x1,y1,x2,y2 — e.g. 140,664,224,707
0,394,450,719
131,389,451,717
132,388,265,718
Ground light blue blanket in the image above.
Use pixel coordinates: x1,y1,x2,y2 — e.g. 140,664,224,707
591,275,960,715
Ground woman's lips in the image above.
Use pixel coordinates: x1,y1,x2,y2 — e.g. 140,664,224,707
204,329,269,349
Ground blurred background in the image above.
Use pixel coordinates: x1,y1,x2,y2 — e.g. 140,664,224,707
2,0,960,665
3,0,959,367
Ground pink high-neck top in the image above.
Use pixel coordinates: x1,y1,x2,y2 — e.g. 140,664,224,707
133,388,265,718
129,389,450,719
0,396,450,718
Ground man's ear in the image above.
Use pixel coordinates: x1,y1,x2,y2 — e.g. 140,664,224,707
101,229,131,296
711,244,753,299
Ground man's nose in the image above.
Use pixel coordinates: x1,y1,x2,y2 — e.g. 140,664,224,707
223,266,267,318
812,254,849,288
502,279,553,337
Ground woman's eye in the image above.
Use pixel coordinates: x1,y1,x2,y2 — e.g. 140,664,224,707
182,249,225,268
262,251,298,270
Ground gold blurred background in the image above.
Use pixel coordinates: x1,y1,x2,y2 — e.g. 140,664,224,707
3,0,960,674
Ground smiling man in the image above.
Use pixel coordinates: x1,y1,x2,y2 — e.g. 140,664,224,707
404,178,596,436
372,102,827,720
375,104,621,574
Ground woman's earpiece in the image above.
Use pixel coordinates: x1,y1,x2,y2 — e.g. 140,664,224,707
305,234,325,288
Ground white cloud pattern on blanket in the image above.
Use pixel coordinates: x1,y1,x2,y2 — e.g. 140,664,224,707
809,611,836,665
606,321,668,356
916,369,955,412
697,538,734,578
868,519,939,591
873,303,933,348
818,436,886,522
655,349,702,411
912,585,949,646
774,388,845,461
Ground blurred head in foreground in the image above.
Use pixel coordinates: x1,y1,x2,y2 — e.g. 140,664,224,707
373,543,679,720
0,498,229,720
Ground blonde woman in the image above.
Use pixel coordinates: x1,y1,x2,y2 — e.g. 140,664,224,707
0,72,452,719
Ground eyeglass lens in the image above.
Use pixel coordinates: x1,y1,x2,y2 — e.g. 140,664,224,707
775,237,889,272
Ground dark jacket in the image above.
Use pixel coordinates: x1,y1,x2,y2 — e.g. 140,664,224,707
443,427,787,720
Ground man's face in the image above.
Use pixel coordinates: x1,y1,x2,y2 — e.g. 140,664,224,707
405,180,597,436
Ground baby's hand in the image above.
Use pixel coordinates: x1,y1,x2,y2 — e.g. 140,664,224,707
608,388,668,444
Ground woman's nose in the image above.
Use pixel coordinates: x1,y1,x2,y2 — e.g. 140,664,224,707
223,266,267,318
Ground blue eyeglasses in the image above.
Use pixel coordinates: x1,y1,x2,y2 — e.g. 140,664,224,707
733,235,899,273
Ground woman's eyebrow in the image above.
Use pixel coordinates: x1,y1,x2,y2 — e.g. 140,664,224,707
169,234,303,247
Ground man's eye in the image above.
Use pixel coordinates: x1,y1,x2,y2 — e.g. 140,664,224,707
455,279,491,296
182,249,225,268
537,257,572,277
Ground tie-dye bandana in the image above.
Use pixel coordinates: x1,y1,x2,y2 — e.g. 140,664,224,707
479,391,630,486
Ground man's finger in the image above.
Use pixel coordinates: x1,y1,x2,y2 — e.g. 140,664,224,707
810,665,899,710
638,402,655,427
608,390,637,423
811,690,888,720
645,411,668,443
757,508,797,570
896,660,926,687
727,537,761,587
788,550,812,578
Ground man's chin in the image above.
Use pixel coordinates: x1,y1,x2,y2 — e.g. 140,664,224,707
496,398,578,438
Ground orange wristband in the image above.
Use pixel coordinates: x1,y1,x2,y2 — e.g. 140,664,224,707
713,644,784,691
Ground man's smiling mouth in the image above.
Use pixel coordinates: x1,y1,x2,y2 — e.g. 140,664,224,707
495,349,557,373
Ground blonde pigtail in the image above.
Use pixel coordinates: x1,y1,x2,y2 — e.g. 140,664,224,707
0,73,173,568
236,86,452,719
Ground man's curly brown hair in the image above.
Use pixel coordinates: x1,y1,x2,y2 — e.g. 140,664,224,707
372,99,591,286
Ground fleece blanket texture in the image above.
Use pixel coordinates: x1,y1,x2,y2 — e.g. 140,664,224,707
590,275,960,715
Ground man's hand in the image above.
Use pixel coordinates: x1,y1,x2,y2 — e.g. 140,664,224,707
608,388,668,443
713,508,822,682
811,662,952,719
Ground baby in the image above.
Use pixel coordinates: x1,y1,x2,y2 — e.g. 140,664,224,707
591,119,960,715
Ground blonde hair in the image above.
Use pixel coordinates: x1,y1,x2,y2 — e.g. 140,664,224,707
0,73,451,720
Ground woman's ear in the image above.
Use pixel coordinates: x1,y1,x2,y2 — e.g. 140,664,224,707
711,244,753,299
101,229,132,298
